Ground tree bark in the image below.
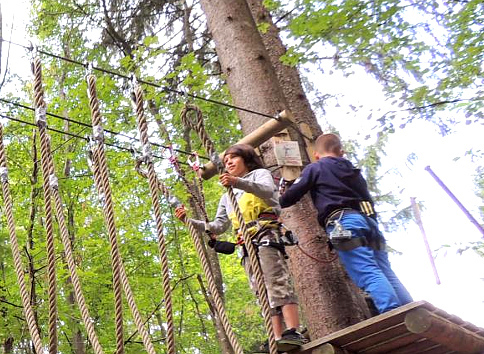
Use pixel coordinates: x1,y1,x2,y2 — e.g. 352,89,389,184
199,0,369,340
247,0,322,139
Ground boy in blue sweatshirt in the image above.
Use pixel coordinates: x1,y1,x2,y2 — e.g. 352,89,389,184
280,133,412,313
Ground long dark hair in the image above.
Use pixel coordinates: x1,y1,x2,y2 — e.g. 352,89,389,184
223,144,264,172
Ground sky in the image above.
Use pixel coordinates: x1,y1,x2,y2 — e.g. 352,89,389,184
1,0,483,332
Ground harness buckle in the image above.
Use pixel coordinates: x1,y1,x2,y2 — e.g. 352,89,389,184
257,239,271,247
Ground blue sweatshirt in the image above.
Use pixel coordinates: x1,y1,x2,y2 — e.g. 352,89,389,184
279,156,374,227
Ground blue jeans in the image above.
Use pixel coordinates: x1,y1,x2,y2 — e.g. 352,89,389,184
327,213,413,313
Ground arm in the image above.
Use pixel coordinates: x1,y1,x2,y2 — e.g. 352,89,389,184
189,194,231,235
279,164,316,208
234,169,275,200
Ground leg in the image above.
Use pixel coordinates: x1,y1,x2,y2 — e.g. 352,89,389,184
272,313,284,339
374,249,413,305
281,303,300,330
337,244,401,313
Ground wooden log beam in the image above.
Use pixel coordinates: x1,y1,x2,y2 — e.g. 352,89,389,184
200,110,294,180
404,308,484,353
311,343,350,354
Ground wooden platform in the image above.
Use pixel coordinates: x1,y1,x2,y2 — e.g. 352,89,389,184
294,301,484,354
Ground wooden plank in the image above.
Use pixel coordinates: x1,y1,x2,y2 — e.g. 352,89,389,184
295,301,428,353
272,130,302,180
419,347,456,354
388,338,445,354
295,301,484,354
405,308,484,353
359,332,424,353
340,322,409,350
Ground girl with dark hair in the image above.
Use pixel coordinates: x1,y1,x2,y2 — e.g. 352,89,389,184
175,144,306,352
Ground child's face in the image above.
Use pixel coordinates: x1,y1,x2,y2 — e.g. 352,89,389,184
224,153,249,177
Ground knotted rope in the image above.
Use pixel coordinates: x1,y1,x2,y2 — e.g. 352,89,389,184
180,104,278,354
131,81,175,354
86,72,156,354
32,55,58,354
32,56,105,354
0,124,45,354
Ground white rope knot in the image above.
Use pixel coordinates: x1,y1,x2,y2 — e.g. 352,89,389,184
0,167,8,183
49,174,59,190
98,192,106,207
141,144,153,164
35,107,47,127
92,125,104,143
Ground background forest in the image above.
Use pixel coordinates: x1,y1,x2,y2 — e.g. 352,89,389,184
0,0,483,353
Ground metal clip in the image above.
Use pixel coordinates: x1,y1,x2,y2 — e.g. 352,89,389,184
167,195,182,209
35,107,47,127
92,125,104,143
49,174,59,190
141,143,153,164
329,220,352,240
0,167,8,183
187,152,201,171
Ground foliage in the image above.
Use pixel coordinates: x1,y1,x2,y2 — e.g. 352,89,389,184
277,0,483,133
2,0,483,352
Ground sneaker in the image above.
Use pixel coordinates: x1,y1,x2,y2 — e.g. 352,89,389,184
276,328,308,352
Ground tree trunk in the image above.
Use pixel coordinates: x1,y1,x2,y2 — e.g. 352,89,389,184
247,0,322,140
199,0,369,340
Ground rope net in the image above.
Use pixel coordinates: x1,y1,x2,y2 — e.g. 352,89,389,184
2,55,284,354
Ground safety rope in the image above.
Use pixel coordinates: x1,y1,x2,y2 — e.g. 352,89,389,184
180,103,278,354
166,146,215,240
32,54,58,354
86,72,156,354
0,124,45,354
297,244,338,264
32,56,105,354
131,80,175,354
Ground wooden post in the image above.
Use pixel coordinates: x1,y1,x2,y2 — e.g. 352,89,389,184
200,110,295,179
405,308,484,353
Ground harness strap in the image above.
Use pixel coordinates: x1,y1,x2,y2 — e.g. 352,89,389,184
326,208,385,252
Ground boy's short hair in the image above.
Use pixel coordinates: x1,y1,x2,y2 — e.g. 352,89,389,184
223,144,264,171
315,133,342,155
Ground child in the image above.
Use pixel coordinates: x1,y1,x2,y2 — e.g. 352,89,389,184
279,133,413,314
175,143,306,352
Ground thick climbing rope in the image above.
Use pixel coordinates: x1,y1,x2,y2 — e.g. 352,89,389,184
131,96,244,354
0,124,45,354
31,55,58,354
131,80,175,354
31,56,105,354
180,104,278,354
85,71,157,354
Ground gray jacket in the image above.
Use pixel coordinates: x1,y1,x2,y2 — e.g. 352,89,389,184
190,168,280,235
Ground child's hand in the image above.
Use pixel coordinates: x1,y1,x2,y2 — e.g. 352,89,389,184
278,178,294,195
219,173,238,187
174,206,187,223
